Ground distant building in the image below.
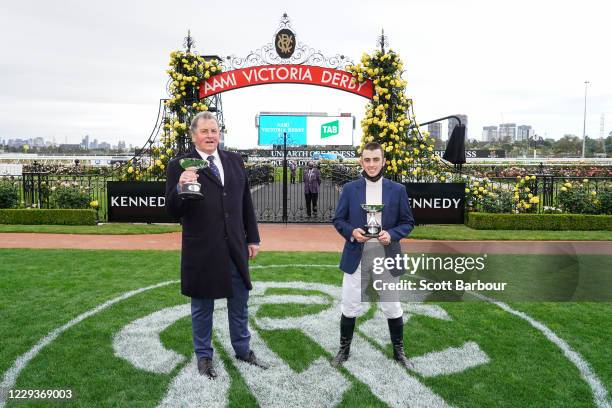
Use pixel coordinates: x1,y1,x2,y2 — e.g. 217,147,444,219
30,137,45,147
58,144,81,152
516,125,534,142
427,122,442,140
81,135,90,149
448,114,468,139
482,126,498,142
7,139,29,148
498,123,516,142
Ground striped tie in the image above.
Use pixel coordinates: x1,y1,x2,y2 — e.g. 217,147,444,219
207,156,221,183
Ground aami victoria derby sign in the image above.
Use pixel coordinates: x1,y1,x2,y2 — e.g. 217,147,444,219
404,183,465,224
107,182,176,223
199,65,374,99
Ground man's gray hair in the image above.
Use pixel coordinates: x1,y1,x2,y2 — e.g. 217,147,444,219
190,111,219,134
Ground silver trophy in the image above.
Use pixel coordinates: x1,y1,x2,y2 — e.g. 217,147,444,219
178,158,208,200
361,204,385,238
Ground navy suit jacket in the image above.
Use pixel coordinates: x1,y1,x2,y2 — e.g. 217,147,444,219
332,177,414,274
165,148,259,299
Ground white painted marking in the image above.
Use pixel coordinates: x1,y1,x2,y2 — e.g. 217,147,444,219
217,300,350,408
2,265,610,408
359,304,452,348
409,342,490,378
359,305,489,378
0,280,179,408
404,303,453,321
157,355,229,408
146,294,347,408
258,294,329,305
253,282,454,408
479,295,611,408
113,304,189,374
250,265,338,269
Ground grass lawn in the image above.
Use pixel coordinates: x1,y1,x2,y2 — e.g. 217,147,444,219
0,223,182,234
0,249,610,407
408,224,612,241
0,222,610,240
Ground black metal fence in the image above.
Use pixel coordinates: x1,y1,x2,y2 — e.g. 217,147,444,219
1,167,610,222
10,172,118,220
483,176,611,212
247,162,359,223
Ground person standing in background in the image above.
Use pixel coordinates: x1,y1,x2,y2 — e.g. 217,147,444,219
303,161,321,218
288,160,297,184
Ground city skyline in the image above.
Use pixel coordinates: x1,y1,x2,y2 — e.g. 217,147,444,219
1,0,610,149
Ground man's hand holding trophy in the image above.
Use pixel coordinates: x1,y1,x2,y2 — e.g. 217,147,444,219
178,158,208,200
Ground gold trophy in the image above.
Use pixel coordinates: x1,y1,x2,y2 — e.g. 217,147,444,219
178,158,208,200
361,204,385,238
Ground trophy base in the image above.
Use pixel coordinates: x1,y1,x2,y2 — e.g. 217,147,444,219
178,183,204,200
179,191,204,200
363,226,381,238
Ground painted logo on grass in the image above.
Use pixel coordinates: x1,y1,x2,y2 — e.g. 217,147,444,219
2,270,609,408
112,281,489,407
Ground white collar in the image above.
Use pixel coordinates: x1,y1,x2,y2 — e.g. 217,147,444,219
365,176,383,185
195,148,220,163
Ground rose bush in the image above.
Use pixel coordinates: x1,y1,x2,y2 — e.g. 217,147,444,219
52,182,91,209
0,180,19,209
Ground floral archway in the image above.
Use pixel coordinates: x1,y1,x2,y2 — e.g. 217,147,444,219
118,14,446,185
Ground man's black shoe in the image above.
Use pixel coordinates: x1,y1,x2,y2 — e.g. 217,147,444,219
197,357,218,379
236,350,269,369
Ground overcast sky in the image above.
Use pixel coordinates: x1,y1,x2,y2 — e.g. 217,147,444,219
1,0,610,149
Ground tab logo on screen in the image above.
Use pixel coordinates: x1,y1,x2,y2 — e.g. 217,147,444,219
321,120,339,139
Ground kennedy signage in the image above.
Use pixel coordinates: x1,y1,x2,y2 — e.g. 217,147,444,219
199,65,374,99
107,181,177,223
404,183,465,224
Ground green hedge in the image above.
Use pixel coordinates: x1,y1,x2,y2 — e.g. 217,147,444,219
466,212,612,231
0,209,97,225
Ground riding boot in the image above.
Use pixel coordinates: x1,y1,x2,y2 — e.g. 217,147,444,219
388,316,412,369
331,314,355,367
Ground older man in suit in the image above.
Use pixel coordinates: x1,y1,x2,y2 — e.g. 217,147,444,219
165,111,268,379
331,142,414,369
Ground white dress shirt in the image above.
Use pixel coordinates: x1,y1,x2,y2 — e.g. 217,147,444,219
365,177,383,226
196,148,225,186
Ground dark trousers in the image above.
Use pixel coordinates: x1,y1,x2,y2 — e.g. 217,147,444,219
190,260,250,359
290,171,296,183
305,192,319,216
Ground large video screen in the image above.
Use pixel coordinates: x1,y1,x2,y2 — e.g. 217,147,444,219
258,115,353,146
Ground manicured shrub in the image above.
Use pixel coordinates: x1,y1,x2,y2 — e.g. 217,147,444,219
466,212,612,231
0,209,97,225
